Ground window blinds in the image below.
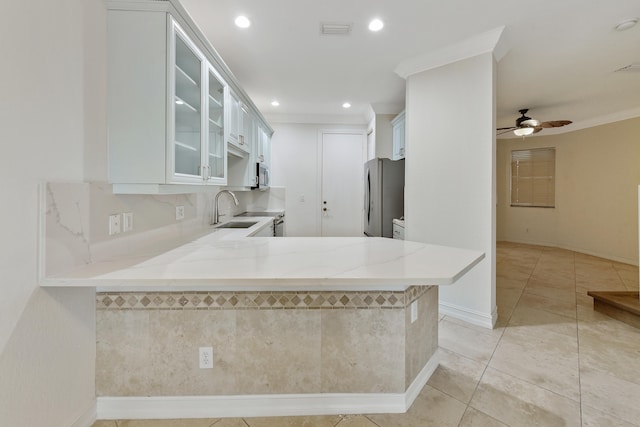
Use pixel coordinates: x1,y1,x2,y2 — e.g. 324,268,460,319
510,148,556,208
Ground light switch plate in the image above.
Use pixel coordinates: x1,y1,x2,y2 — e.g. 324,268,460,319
123,212,133,232
109,214,121,235
176,206,185,221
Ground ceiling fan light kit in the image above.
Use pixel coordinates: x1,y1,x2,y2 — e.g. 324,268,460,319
514,127,534,136
497,108,572,137
615,18,638,31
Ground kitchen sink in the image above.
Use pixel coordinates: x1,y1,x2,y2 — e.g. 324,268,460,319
215,221,258,229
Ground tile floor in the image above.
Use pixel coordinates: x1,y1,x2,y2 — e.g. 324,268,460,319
92,242,640,427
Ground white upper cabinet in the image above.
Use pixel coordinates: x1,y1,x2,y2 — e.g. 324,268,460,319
392,111,406,161
206,64,226,183
256,124,271,167
105,0,271,194
226,90,250,156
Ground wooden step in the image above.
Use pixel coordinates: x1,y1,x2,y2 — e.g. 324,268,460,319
588,291,640,329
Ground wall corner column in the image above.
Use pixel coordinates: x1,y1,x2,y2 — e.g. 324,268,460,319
403,52,498,328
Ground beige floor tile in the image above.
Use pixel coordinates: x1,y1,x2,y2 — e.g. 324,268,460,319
244,415,342,427
367,385,466,427
578,317,640,386
506,304,577,338
516,291,577,320
488,325,580,401
581,404,640,427
91,422,117,427
495,277,528,291
441,315,504,339
529,268,575,287
614,264,639,290
458,407,509,427
438,318,502,364
574,252,611,265
335,415,379,427
212,419,250,427
580,366,640,426
494,310,510,329
118,419,220,427
495,287,523,316
496,262,534,281
524,277,576,304
576,302,618,323
469,368,581,427
427,348,486,404
575,278,627,294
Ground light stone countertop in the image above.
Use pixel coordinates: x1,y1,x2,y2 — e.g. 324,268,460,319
41,217,485,292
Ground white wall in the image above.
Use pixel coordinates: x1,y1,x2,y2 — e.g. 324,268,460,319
270,123,366,236
0,0,104,425
497,117,640,265
405,53,496,328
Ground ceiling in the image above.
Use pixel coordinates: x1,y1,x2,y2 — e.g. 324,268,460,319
180,0,640,133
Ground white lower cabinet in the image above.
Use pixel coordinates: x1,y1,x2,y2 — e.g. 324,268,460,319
251,221,274,237
392,221,405,240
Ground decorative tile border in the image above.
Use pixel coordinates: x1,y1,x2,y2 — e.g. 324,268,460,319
97,286,432,311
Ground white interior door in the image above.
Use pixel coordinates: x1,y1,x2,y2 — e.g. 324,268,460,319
320,132,365,236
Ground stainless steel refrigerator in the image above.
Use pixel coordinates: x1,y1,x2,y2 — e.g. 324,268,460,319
364,158,405,237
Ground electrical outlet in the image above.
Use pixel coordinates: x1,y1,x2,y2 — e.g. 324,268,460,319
108,214,121,235
411,300,418,323
176,205,185,221
199,346,213,369
123,212,133,232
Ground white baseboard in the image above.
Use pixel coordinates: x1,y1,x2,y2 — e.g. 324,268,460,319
71,401,97,427
439,301,497,329
97,354,438,420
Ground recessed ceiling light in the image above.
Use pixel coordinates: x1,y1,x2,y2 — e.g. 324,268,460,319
235,15,251,28
342,102,351,109
271,100,280,107
368,19,384,32
615,17,638,31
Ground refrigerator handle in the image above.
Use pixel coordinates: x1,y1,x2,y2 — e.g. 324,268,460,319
365,169,371,222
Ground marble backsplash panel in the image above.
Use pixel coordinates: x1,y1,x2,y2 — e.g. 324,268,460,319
41,182,286,278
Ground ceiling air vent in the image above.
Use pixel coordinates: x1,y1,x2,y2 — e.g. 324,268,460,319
320,22,352,36
614,63,640,73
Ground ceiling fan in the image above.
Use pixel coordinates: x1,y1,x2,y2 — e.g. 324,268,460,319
497,109,572,136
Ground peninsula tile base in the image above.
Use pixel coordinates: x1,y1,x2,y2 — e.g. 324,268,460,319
97,286,438,410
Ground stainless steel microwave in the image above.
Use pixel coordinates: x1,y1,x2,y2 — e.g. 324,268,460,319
253,163,270,191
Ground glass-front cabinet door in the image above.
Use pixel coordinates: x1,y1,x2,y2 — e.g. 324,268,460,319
206,65,225,183
172,23,204,181
170,20,227,185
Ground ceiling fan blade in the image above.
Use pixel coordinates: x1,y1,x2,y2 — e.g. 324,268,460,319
539,120,572,128
532,126,543,134
496,126,517,131
497,129,516,135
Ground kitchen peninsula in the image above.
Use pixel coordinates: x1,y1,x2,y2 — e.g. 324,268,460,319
40,183,483,420
42,217,483,291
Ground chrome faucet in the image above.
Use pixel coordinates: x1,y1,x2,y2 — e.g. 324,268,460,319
212,190,239,225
